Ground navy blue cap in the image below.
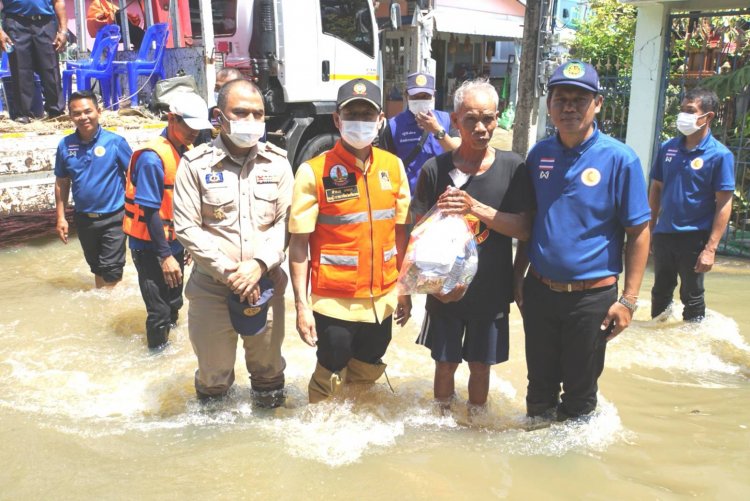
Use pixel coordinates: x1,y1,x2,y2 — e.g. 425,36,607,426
227,277,274,337
406,72,435,96
337,78,382,111
548,60,600,93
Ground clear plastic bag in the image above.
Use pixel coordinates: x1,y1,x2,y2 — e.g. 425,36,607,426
396,203,478,295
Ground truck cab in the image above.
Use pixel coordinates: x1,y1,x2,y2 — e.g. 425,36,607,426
190,0,380,167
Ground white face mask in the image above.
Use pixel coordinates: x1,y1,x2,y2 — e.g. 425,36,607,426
676,112,707,136
340,120,379,149
221,113,265,148
408,98,435,116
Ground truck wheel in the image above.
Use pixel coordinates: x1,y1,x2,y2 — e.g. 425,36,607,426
295,133,339,167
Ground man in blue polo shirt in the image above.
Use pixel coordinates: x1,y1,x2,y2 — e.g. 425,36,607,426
514,60,651,422
54,90,133,288
381,72,460,193
123,93,212,349
649,88,735,322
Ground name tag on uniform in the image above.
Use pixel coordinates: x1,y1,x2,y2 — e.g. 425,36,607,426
256,174,279,184
323,165,359,203
205,172,224,184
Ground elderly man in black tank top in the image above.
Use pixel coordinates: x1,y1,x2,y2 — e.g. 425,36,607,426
409,78,533,415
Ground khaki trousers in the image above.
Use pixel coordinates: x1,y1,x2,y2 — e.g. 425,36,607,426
185,267,287,397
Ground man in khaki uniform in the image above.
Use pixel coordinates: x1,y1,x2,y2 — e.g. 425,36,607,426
174,79,293,407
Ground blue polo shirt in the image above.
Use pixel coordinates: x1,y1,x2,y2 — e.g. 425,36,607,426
527,125,651,281
650,131,735,234
128,129,184,253
388,109,451,193
2,0,55,17
54,126,132,214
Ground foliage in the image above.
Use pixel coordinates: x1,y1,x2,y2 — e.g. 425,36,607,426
568,0,637,74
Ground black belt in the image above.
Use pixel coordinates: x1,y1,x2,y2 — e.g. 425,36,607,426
75,207,124,220
5,13,54,22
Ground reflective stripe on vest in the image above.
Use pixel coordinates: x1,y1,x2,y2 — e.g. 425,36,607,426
307,145,402,299
122,136,184,242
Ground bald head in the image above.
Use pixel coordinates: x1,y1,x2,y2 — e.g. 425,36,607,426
216,79,263,113
215,68,244,91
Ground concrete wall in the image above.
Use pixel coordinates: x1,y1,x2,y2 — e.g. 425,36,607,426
625,3,667,175
0,126,163,216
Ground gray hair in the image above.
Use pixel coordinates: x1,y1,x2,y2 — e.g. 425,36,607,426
453,78,499,113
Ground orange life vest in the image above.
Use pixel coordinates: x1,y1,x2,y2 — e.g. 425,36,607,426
308,143,403,299
123,136,182,242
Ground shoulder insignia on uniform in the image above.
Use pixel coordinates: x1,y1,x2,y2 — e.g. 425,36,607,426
261,141,288,159
183,143,214,162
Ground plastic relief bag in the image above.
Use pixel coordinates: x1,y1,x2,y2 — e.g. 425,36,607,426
396,203,478,295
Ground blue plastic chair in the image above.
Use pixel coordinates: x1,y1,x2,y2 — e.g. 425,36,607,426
62,24,122,108
0,53,10,112
112,23,169,108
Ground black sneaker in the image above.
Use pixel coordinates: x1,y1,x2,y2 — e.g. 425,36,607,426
15,116,31,124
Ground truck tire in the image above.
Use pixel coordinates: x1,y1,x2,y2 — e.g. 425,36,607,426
295,133,339,168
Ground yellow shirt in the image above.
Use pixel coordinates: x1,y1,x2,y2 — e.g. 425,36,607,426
290,144,410,323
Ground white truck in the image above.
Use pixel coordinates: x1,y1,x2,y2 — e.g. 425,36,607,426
195,0,385,166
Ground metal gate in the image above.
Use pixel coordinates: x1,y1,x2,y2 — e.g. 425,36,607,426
656,9,750,257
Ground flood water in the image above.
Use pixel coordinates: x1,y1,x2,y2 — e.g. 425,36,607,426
1,235,749,498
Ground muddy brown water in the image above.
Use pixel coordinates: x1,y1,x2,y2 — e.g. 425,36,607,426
0,236,748,498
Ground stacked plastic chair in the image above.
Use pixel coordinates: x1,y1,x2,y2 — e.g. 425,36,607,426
62,24,122,109
112,23,169,109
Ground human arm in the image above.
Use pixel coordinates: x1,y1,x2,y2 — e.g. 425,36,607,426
694,190,732,273
394,223,412,326
289,232,317,347
0,26,12,53
513,240,530,314
53,0,68,53
54,177,71,244
437,189,531,240
647,180,662,253
600,222,650,340
415,112,461,151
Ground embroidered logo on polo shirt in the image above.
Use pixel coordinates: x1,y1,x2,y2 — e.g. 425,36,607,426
665,148,678,163
690,157,704,170
539,158,554,179
581,167,601,187
94,146,106,157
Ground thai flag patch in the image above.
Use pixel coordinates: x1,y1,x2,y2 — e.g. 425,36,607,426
539,157,555,170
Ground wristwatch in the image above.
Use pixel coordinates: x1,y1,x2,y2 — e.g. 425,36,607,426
434,129,446,140
618,295,638,313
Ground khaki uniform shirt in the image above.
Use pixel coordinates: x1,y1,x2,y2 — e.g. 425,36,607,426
290,144,410,323
174,136,293,283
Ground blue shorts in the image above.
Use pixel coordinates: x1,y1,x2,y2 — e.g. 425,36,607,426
416,309,510,365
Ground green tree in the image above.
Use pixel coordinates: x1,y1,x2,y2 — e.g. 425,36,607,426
569,0,637,75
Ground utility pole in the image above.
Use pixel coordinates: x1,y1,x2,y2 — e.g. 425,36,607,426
512,0,544,157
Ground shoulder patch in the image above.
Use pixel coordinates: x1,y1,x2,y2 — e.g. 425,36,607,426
183,143,214,162
261,141,288,159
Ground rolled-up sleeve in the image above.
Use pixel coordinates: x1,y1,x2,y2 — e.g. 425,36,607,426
395,159,411,224
173,158,235,282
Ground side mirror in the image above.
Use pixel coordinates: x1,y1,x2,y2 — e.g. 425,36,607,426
390,1,402,30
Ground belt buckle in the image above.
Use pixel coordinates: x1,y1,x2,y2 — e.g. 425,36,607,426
567,283,572,292
85,212,99,219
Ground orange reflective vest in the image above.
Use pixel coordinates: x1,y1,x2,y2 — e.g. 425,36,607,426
308,143,402,299
123,136,182,242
